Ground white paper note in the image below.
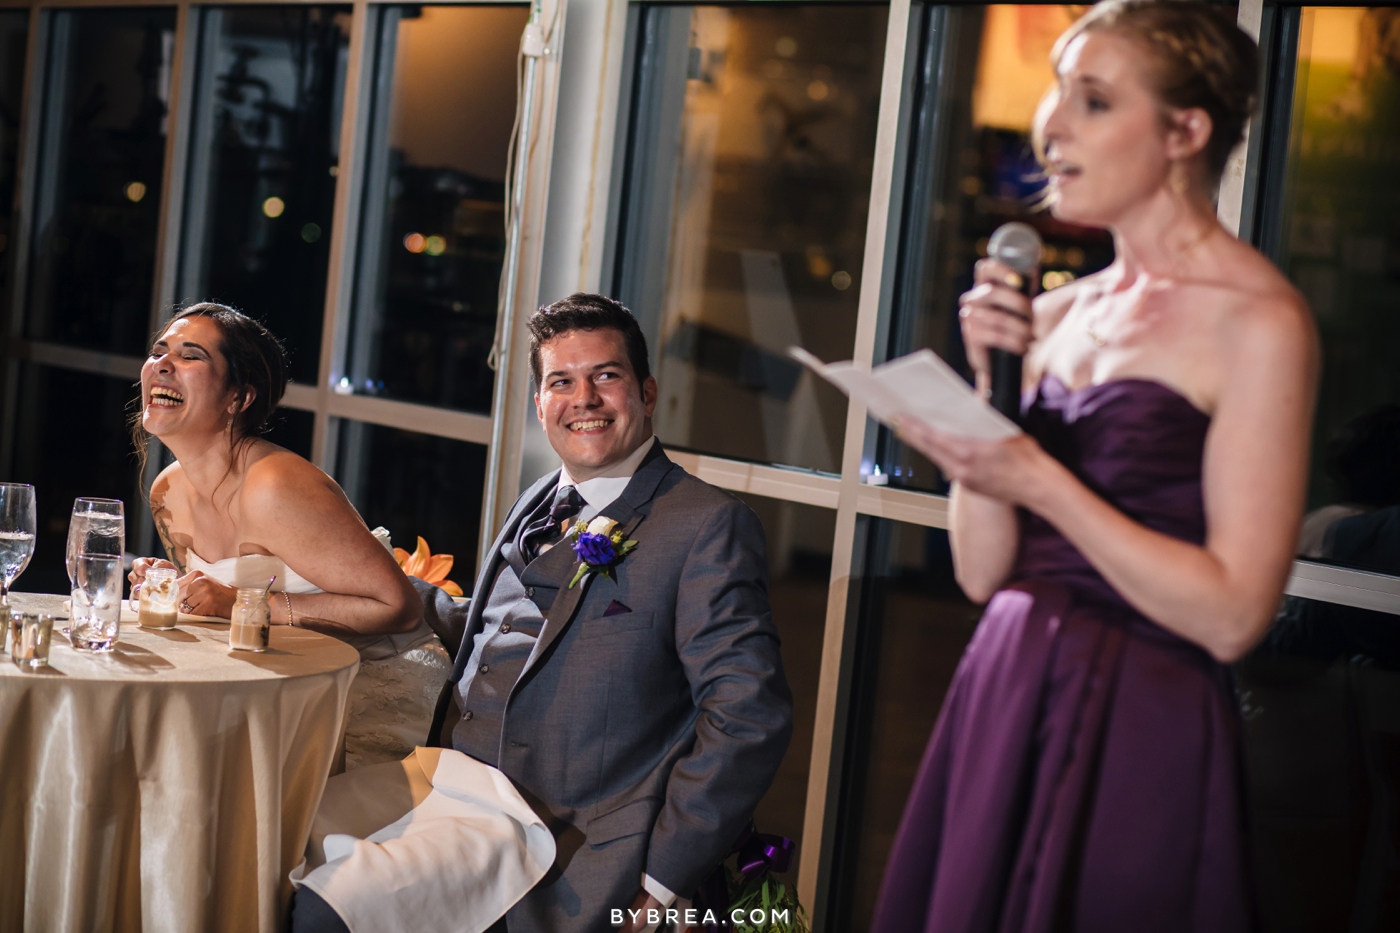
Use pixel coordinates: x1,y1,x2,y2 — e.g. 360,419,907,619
789,347,1020,440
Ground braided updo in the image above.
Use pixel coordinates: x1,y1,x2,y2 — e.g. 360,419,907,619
1049,0,1259,184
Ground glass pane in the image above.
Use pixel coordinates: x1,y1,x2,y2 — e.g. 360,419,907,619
614,3,889,472
25,8,178,356
179,5,351,384
344,5,528,412
1239,594,1400,930
9,362,139,596
0,11,29,324
334,419,487,582
1249,14,1400,923
1275,8,1400,578
875,5,1114,493
729,491,834,884
265,406,315,460
827,518,982,931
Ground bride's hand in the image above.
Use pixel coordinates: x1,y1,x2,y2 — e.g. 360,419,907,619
128,557,178,601
176,571,238,618
897,417,1053,505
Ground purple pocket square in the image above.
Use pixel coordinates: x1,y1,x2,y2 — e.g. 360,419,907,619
603,600,631,617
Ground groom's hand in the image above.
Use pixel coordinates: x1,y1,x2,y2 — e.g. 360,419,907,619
618,888,696,933
618,889,661,933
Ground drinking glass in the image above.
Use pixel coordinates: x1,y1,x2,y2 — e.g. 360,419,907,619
0,483,36,609
66,498,124,635
71,554,122,651
67,498,124,580
9,611,54,669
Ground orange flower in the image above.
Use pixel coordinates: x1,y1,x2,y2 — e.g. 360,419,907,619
394,536,464,597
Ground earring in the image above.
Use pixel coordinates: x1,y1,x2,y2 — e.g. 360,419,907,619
1169,161,1188,197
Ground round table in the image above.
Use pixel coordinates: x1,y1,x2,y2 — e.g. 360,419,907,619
0,593,360,933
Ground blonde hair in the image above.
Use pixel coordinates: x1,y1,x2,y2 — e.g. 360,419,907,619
1034,0,1259,185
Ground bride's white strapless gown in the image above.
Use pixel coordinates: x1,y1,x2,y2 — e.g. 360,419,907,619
186,552,453,770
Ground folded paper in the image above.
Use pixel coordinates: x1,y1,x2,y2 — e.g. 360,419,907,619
789,346,1021,440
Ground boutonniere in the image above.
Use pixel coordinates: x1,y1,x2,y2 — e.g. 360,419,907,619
565,516,638,589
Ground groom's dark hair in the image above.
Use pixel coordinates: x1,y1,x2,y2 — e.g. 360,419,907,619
528,293,651,393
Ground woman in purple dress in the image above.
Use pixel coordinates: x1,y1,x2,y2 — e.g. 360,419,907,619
873,2,1317,931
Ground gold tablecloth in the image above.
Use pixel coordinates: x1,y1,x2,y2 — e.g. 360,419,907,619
0,593,360,933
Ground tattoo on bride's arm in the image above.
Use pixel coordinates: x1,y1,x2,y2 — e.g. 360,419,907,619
150,500,187,575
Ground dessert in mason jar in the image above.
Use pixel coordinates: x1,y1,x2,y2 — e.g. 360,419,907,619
228,587,270,652
138,567,180,630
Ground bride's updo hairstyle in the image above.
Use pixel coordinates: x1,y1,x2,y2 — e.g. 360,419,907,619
133,302,290,470
1040,0,1259,186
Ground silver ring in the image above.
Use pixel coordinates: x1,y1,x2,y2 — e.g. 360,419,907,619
180,601,193,614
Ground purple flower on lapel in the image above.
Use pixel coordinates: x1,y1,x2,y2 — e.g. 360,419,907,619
565,516,638,588
572,532,617,567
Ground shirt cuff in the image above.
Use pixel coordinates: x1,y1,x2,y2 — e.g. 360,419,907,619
642,873,677,907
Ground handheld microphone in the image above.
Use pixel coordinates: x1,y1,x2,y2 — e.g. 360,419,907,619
985,222,1043,423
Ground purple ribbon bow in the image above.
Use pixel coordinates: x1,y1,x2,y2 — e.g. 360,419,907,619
734,828,794,882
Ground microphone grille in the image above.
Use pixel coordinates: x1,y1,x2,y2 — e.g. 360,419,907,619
987,222,1043,277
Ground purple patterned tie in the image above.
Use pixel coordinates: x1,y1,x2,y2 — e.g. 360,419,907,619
518,485,583,562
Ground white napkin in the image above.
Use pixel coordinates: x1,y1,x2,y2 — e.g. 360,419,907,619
290,749,556,933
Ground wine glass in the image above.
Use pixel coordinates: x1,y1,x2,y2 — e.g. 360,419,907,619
0,483,36,609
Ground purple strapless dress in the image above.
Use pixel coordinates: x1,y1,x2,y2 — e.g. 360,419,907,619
871,376,1255,933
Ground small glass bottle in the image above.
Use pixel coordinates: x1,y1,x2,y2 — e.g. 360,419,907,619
228,587,270,652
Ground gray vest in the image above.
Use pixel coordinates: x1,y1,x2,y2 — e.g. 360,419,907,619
452,538,565,766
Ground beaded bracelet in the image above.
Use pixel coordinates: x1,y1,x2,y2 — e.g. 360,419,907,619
283,591,294,627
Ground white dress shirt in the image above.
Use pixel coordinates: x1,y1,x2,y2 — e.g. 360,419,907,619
557,434,656,522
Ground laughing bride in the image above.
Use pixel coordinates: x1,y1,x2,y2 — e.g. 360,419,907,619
128,302,453,768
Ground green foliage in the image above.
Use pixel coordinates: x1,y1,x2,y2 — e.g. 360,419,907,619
724,867,810,933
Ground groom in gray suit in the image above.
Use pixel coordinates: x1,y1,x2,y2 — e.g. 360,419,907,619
293,293,792,933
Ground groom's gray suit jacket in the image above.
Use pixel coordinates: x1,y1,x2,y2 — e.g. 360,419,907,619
418,442,793,933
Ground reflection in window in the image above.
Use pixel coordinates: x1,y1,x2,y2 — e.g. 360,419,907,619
26,8,177,356
344,5,527,413
335,420,487,580
180,6,351,384
1250,16,1400,918
1272,8,1400,574
878,5,1113,492
614,4,888,472
1239,591,1400,930
827,519,982,932
0,12,28,323
730,492,833,884
9,363,139,595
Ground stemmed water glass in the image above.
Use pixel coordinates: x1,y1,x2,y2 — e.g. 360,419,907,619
0,483,36,611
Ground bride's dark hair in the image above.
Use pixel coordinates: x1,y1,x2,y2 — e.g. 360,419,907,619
1036,0,1259,185
131,302,290,480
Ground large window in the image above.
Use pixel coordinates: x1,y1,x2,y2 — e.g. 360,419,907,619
180,5,351,384
26,8,177,356
344,4,527,412
828,519,980,931
1241,8,1400,928
614,3,889,472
